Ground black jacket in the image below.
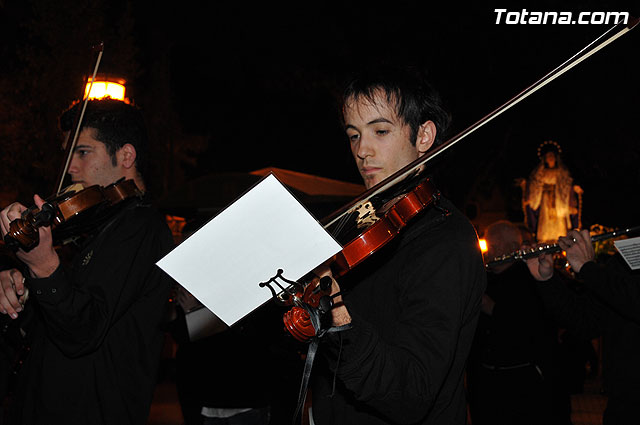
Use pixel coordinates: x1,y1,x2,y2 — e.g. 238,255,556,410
311,197,486,425
473,262,558,371
12,199,174,425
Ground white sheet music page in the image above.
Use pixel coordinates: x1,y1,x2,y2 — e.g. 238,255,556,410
614,236,640,270
157,174,342,326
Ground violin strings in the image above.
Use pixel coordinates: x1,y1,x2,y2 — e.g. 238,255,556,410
330,210,359,244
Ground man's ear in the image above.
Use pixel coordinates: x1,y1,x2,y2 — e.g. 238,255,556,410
118,144,137,169
415,121,437,156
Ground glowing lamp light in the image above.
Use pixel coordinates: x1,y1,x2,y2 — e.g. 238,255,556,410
84,77,127,102
479,239,488,253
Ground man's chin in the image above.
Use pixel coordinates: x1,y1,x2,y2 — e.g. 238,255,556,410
363,175,381,190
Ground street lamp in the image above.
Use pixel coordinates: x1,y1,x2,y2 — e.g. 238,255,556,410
84,76,128,102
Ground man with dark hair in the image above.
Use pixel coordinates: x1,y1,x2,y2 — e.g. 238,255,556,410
341,66,451,148
60,98,151,187
0,99,173,424
310,67,486,425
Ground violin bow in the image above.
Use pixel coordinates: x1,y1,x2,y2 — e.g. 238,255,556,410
55,42,105,196
323,17,639,229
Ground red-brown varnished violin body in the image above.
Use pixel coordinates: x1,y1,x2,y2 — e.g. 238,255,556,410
331,179,438,278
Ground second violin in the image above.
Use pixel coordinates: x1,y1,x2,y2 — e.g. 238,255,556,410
3,179,142,251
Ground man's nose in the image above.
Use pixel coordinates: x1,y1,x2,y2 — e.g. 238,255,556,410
67,155,80,175
356,135,374,159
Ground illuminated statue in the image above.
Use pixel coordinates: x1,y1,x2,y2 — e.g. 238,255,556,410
520,141,583,243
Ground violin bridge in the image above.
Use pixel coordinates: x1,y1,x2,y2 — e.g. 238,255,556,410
59,183,85,196
354,201,380,229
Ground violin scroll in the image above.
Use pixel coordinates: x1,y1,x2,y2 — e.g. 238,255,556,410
4,202,57,251
280,275,333,342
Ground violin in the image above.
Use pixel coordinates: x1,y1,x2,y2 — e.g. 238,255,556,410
280,179,439,341
3,179,142,251
278,18,639,342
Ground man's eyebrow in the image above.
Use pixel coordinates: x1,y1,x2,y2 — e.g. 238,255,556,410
73,144,93,151
345,117,394,131
368,117,393,125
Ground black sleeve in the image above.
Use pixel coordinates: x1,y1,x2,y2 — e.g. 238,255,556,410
26,207,173,357
578,258,640,324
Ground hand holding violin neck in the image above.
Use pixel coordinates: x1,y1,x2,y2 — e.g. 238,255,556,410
3,180,141,252
4,203,57,251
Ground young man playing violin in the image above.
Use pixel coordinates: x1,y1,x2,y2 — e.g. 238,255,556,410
310,67,486,425
0,99,173,425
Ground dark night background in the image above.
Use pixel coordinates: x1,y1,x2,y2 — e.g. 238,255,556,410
0,0,638,234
